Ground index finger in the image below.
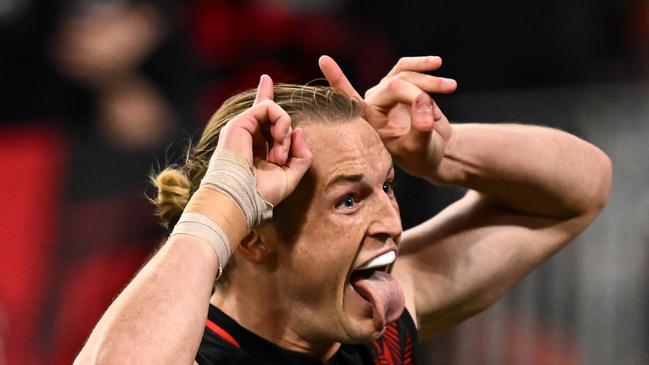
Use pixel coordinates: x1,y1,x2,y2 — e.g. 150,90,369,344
386,56,443,78
318,55,363,100
254,74,274,105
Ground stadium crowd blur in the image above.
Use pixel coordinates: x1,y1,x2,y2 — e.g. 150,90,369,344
1,0,647,364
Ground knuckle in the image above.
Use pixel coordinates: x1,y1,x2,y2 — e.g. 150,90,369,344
386,78,402,92
429,77,443,89
258,99,274,108
400,142,419,154
394,72,407,81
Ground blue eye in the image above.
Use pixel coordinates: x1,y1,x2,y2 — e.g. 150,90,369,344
336,195,357,209
383,181,395,194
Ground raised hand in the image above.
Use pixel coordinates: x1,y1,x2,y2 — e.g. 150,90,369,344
319,55,456,180
214,75,312,206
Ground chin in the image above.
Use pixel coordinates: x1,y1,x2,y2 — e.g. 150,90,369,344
341,321,378,344
340,284,381,343
339,302,383,344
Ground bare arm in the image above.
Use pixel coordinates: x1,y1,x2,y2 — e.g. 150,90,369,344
431,123,611,218
75,191,246,364
75,75,311,363
394,123,611,339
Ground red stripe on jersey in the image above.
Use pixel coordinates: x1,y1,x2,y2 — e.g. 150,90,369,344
206,319,240,348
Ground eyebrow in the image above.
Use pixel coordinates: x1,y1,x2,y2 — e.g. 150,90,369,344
324,174,365,192
324,164,395,192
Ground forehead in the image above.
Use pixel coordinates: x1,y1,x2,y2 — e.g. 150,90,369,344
303,118,392,184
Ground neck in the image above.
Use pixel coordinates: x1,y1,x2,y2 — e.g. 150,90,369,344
210,280,340,362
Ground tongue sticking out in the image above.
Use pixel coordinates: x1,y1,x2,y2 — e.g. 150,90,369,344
350,270,405,330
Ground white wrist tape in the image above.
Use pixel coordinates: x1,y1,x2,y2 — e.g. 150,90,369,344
200,150,273,229
171,212,230,278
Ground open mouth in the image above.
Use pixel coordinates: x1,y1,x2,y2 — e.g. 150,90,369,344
353,250,395,272
357,250,396,272
347,250,404,329
350,251,396,302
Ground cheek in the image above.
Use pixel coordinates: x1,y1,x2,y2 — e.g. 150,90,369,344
287,213,365,285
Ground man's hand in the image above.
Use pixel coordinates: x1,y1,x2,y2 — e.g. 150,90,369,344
319,55,456,180
216,75,312,205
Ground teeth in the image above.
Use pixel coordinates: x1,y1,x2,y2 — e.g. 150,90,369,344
357,251,396,270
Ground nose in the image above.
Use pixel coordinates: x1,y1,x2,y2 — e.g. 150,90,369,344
367,192,402,243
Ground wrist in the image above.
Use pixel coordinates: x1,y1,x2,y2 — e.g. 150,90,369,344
424,126,464,186
184,187,248,252
201,150,273,229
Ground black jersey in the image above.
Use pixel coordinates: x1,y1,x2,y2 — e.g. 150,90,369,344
196,304,418,365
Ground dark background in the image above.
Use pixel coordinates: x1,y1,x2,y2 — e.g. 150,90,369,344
1,0,647,364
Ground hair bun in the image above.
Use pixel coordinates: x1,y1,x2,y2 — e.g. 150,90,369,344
152,167,191,229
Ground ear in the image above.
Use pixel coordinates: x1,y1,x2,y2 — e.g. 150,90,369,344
236,229,275,263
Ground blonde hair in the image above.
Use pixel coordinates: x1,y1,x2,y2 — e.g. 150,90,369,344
152,84,362,229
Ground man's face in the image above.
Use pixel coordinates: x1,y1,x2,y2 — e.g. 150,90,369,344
268,117,405,344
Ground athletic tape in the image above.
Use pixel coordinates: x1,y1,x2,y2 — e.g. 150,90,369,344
200,150,273,229
171,212,230,278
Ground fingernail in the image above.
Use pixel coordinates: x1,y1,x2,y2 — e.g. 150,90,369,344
442,78,457,88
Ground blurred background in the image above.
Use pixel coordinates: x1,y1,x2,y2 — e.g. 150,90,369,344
0,0,647,364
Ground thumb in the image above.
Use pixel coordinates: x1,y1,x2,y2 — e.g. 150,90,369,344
398,94,435,151
282,127,313,196
411,94,435,133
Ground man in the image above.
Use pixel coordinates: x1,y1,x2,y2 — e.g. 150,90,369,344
75,56,611,364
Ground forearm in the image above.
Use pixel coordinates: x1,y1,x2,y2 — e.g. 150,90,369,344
399,123,611,335
76,189,247,364
432,123,612,218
